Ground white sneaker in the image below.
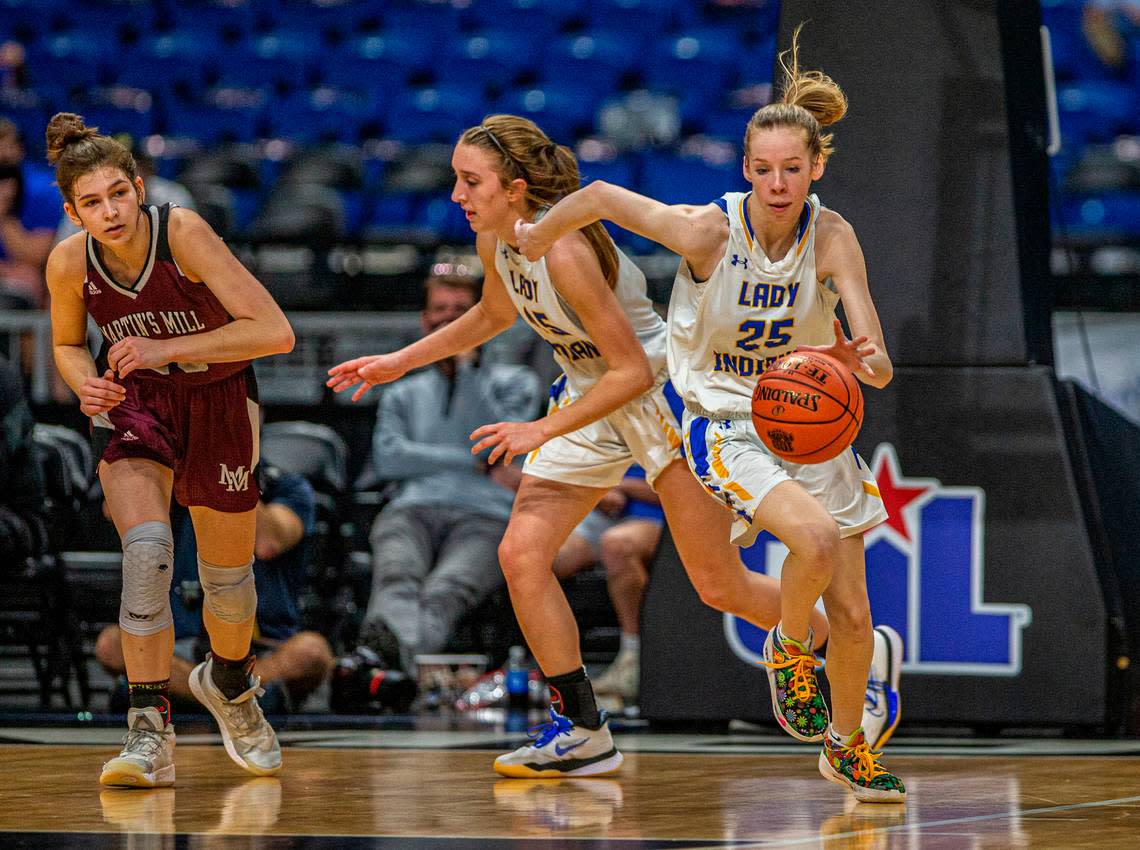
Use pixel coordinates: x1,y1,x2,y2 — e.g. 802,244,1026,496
99,707,176,788
592,650,639,703
862,625,903,750
189,657,282,776
493,709,624,778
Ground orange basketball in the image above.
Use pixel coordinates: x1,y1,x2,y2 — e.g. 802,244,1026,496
750,351,864,464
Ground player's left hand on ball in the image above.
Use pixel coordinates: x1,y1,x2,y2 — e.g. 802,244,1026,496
470,420,547,466
797,318,876,379
107,336,172,378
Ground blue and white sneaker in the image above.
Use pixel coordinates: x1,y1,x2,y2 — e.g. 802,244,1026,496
493,709,624,778
862,625,903,750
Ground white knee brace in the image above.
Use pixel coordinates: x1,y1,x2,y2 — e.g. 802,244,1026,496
119,522,175,637
199,557,257,623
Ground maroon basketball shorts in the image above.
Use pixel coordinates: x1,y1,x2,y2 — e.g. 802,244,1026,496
92,367,260,513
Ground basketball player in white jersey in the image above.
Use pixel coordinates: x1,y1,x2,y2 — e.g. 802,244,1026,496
514,29,906,802
329,114,856,779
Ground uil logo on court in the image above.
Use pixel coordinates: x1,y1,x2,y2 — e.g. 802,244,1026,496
218,463,250,492
725,443,1033,675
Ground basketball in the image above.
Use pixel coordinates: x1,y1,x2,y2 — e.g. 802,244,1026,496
750,351,864,464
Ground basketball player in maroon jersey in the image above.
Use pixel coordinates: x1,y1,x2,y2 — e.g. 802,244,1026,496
44,113,294,788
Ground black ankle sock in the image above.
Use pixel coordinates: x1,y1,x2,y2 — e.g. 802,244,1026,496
546,667,601,729
210,653,255,700
128,680,170,725
815,638,828,659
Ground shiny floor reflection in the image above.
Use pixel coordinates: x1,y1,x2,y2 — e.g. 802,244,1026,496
0,744,1138,848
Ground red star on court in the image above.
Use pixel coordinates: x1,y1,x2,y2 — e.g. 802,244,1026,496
871,449,931,543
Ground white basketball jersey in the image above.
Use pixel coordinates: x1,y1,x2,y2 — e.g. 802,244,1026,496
495,239,667,394
667,191,839,417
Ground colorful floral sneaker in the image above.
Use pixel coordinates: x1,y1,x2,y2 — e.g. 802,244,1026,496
493,708,623,778
819,727,907,803
760,627,829,742
862,625,904,750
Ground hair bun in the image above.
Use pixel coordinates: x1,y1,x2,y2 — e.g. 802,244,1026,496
45,112,97,165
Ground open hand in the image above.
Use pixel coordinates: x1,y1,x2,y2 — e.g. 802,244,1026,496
470,419,548,466
327,354,409,402
797,318,877,380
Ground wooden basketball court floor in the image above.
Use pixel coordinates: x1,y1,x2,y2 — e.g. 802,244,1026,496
1,720,1139,849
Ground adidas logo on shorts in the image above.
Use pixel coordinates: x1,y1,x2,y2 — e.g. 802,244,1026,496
121,430,139,441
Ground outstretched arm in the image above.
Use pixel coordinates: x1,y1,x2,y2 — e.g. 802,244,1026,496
515,181,729,280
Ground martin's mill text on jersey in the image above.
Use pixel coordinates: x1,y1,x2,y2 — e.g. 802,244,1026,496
83,204,249,385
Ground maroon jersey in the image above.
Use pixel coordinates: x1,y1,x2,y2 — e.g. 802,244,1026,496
84,203,250,386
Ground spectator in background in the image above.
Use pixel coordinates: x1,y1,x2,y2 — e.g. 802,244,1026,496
94,462,335,714
0,119,57,308
356,274,541,674
1083,0,1140,71
0,40,29,93
553,465,663,707
56,134,196,244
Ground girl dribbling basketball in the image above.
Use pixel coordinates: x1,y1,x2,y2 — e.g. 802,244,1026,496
515,26,906,802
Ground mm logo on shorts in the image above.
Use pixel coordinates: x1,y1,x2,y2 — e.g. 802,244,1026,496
726,443,1033,676
218,463,251,492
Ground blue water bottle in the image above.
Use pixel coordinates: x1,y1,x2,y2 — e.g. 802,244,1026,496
506,645,529,711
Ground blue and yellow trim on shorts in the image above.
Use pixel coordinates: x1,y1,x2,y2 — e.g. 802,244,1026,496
684,415,754,526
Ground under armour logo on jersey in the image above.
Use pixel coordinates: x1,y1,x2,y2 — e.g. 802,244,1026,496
218,463,250,492
121,430,139,441
87,279,102,295
731,254,749,268
501,247,511,260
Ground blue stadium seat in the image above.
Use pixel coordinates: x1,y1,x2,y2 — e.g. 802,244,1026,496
641,150,741,206
415,193,473,243
495,85,599,143
75,99,156,142
643,30,741,115
271,0,382,39
539,33,638,98
267,88,381,144
59,1,157,43
321,32,436,91
1058,81,1140,145
386,85,486,143
120,32,224,99
0,0,66,44
1060,192,1140,237
697,107,757,143
586,0,698,40
167,0,260,35
165,96,267,145
379,2,463,43
460,0,579,44
26,35,115,92
0,92,48,157
216,31,321,91
434,32,541,88
577,155,637,190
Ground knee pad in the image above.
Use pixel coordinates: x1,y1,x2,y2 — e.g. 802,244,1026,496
119,522,175,637
199,557,257,623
